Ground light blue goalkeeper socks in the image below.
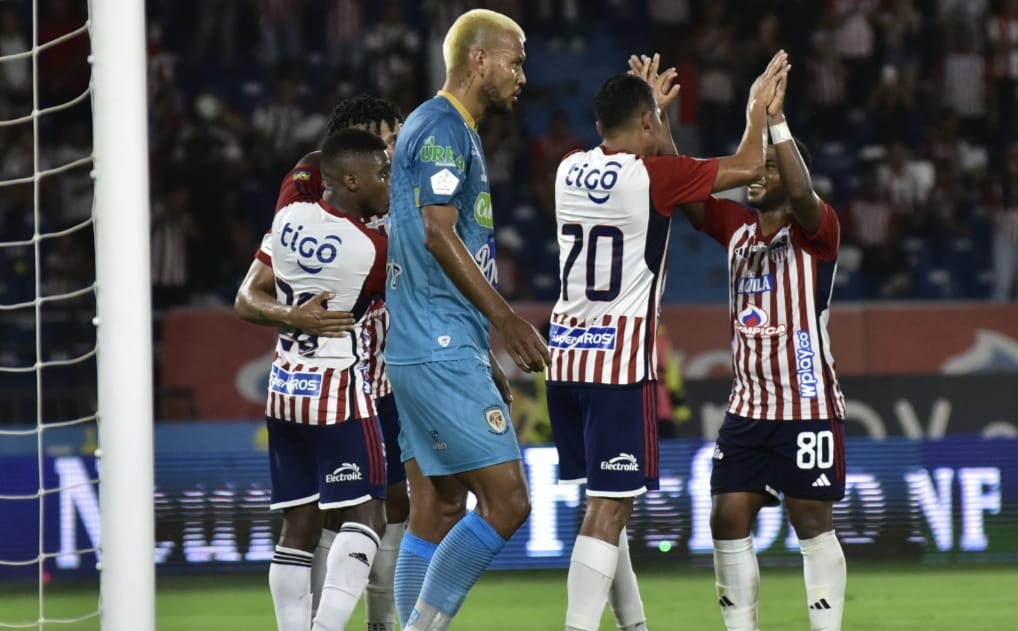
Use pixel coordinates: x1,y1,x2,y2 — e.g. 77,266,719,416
394,532,437,626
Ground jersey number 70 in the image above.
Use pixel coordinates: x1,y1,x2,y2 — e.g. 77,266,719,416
560,223,623,302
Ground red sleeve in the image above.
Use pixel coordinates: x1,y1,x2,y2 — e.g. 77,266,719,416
643,155,720,216
275,164,323,211
699,196,755,245
791,200,840,261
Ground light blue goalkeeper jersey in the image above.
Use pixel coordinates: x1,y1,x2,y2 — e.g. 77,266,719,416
384,92,497,365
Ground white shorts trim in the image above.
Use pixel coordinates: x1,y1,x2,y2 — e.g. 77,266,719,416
270,493,319,511
587,486,647,498
319,493,374,510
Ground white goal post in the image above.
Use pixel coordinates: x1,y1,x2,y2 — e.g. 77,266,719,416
89,0,155,629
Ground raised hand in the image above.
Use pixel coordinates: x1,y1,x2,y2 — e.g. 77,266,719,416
748,49,790,112
495,312,550,374
628,52,680,111
288,291,356,337
767,72,788,118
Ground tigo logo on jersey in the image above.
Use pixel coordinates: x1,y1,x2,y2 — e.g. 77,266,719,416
429,168,460,196
325,463,363,483
737,274,775,294
269,365,323,397
795,329,819,398
564,160,622,204
548,323,617,350
600,453,639,472
736,306,786,337
279,222,342,274
485,406,508,434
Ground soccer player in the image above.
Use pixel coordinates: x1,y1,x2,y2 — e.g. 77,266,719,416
233,128,391,631
383,8,549,631
547,51,789,631
681,69,848,631
237,94,408,631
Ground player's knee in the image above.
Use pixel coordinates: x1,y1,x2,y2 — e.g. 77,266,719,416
788,502,833,540
485,484,531,532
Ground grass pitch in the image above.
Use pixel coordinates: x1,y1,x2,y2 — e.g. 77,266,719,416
3,564,1015,630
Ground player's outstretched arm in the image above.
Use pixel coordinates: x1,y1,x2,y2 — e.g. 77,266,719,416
712,49,789,193
766,73,822,233
422,204,550,373
234,258,355,336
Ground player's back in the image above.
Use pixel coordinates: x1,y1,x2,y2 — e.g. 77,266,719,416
386,94,495,365
268,196,387,370
549,147,672,385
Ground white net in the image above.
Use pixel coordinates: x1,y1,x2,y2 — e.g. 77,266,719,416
0,1,101,628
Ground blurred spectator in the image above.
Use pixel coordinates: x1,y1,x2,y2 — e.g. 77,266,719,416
190,0,239,68
986,0,1018,138
806,30,848,141
866,64,919,145
845,165,909,297
647,0,691,57
529,109,582,217
990,174,1018,300
43,117,93,227
695,2,737,153
364,0,421,115
0,6,30,116
423,0,470,92
939,21,987,139
251,76,310,170
37,0,90,107
827,0,880,100
878,142,929,215
325,0,366,74
256,0,304,68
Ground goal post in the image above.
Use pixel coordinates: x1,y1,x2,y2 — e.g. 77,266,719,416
89,0,155,628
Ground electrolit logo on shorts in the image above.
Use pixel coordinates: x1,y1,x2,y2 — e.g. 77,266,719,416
269,365,323,397
737,274,775,294
736,305,786,337
325,463,363,483
474,236,498,287
795,329,819,399
600,452,639,472
548,323,617,351
279,222,342,274
563,159,622,204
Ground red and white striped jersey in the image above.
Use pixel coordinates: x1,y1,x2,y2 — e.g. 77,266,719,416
700,197,847,420
256,166,387,424
547,147,719,385
361,298,392,399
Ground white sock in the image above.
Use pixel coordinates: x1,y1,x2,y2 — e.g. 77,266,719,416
800,530,846,631
269,546,313,631
565,535,619,631
311,528,337,617
713,536,759,631
312,523,381,631
366,521,404,631
609,527,648,630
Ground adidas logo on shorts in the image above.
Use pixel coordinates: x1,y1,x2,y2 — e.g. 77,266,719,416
812,473,832,487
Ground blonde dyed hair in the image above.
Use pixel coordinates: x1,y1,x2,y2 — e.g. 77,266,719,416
442,9,525,77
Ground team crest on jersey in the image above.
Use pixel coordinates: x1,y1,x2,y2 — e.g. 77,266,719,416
291,169,312,182
735,305,786,337
485,406,508,434
768,239,789,262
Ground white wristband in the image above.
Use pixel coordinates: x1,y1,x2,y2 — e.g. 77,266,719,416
769,121,793,144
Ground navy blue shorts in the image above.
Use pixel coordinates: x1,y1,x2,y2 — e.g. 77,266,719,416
376,393,407,487
547,381,659,497
266,416,387,511
710,413,846,504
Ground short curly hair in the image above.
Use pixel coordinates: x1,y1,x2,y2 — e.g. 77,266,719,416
326,94,404,138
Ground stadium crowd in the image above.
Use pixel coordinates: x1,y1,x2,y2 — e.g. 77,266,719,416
0,0,1017,390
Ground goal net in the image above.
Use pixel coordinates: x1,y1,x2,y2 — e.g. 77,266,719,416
0,1,154,629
